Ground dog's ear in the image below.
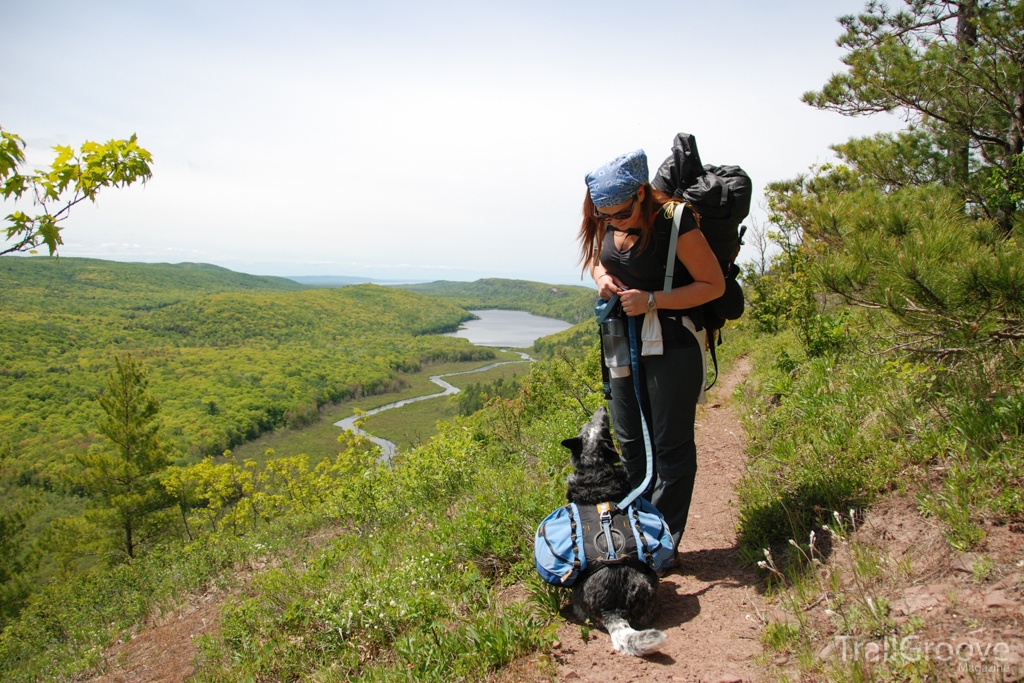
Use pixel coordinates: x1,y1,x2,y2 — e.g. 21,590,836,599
560,436,583,455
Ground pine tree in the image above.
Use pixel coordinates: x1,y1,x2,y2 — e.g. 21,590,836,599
76,354,172,560
804,0,1024,230
0,503,39,628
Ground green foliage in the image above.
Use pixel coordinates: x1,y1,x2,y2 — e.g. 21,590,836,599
0,256,305,313
1,127,152,256
454,375,521,416
804,1,1024,229
0,259,485,484
0,347,592,681
830,128,953,192
739,176,1024,562
736,329,928,551
0,258,496,626
774,178,1024,356
0,500,39,629
74,354,173,560
0,531,257,681
396,278,596,323
532,320,597,360
738,293,1020,558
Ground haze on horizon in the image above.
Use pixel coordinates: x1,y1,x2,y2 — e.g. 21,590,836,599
3,0,905,286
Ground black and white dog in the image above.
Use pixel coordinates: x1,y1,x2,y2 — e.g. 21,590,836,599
560,406,666,657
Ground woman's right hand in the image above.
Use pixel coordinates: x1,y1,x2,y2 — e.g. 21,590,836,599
595,272,624,300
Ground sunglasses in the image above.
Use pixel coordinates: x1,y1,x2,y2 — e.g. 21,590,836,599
592,195,637,222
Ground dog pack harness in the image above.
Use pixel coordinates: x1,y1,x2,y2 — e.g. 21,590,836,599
534,498,675,586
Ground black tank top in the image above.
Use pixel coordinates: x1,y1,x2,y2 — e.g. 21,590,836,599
600,202,704,330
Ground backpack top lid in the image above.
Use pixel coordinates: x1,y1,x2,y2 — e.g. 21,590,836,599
651,133,704,197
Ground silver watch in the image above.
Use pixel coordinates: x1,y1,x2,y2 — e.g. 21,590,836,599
647,291,656,311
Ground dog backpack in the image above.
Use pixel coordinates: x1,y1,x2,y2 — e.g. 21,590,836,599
534,499,675,586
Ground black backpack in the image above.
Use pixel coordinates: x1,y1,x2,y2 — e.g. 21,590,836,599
651,133,752,267
651,133,749,331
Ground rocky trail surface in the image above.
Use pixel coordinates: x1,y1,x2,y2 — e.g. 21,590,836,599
543,358,764,683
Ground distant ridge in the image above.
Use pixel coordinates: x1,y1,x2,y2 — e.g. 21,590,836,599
0,256,305,313
286,275,429,286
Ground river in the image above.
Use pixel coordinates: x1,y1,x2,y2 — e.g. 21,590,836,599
334,309,571,459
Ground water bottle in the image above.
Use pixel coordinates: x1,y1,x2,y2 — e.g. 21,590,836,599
600,316,631,377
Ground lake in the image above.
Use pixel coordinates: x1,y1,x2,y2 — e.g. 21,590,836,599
444,309,572,347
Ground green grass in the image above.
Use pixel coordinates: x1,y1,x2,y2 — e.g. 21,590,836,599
360,398,458,450
443,360,530,389
361,359,531,449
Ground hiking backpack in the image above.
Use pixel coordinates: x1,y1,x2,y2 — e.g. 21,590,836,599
651,132,751,267
534,499,675,586
652,132,749,348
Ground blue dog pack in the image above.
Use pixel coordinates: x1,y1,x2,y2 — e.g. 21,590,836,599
534,498,675,586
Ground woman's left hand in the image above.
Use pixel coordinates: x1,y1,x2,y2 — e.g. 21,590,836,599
619,288,651,317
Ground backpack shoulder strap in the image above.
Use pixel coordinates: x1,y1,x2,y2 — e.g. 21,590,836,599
664,202,685,293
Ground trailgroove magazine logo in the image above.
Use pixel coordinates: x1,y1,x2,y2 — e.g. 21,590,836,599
832,635,1017,671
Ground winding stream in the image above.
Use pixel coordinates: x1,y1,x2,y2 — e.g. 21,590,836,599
334,351,533,460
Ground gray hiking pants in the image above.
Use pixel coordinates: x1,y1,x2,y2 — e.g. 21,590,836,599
609,337,703,550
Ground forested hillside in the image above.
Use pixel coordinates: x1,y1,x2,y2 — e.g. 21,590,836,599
396,278,596,323
0,257,305,311
0,258,497,626
1,259,483,476
0,330,612,682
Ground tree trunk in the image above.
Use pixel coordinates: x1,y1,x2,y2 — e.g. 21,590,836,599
956,1,978,47
950,2,978,186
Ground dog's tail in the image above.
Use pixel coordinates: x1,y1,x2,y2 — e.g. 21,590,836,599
603,613,666,657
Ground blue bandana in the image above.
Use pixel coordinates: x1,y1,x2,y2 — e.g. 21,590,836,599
585,149,649,208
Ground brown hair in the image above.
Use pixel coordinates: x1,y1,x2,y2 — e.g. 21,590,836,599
577,184,674,272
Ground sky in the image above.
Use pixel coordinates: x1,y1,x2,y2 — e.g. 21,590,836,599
2,0,907,285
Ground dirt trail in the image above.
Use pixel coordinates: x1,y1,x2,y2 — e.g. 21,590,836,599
83,589,224,683
548,358,764,683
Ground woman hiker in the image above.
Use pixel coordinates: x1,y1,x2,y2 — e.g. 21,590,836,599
578,149,724,556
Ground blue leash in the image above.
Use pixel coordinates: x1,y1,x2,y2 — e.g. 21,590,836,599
595,294,654,511
618,314,654,509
